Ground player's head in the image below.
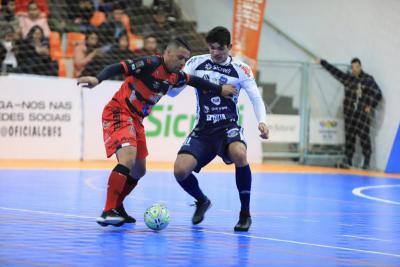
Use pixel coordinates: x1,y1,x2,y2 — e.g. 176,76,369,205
351,57,362,77
163,37,191,72
206,26,232,64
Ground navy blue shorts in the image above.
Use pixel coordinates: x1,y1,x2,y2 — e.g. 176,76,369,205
178,125,247,172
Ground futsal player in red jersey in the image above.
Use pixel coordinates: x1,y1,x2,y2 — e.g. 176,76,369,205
77,38,237,226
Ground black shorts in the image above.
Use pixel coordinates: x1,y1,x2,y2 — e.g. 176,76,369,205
178,125,247,172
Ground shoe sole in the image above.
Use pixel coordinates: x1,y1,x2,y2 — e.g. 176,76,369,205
192,202,212,225
96,216,125,227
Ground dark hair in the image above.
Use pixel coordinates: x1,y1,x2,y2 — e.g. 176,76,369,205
26,25,44,41
166,37,191,52
205,26,231,46
351,57,362,65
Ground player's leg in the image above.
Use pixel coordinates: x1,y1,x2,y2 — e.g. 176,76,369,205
226,141,252,231
97,146,137,226
174,134,214,224
97,105,141,226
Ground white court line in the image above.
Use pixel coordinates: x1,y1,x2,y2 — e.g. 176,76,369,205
342,235,393,243
352,184,400,205
1,206,400,259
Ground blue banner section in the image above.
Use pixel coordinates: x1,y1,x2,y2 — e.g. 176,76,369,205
385,123,400,173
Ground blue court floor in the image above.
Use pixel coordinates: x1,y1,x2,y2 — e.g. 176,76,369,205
0,167,400,266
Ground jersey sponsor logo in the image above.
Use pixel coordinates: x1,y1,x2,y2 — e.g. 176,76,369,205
219,76,228,85
205,63,213,70
239,64,251,78
211,106,228,111
203,105,210,113
227,128,239,138
211,96,221,106
196,60,239,78
206,114,226,123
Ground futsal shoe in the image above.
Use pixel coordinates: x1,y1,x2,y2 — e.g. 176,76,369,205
117,204,136,223
192,197,211,225
234,211,252,232
96,209,125,227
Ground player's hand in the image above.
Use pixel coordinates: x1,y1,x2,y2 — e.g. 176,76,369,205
258,122,269,139
221,84,238,100
77,76,99,89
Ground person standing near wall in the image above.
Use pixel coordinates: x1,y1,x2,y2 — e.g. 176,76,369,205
316,58,382,169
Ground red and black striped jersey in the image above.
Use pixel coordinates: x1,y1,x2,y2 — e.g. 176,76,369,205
112,55,190,118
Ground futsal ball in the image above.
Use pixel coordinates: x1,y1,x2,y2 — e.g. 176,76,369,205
144,203,170,231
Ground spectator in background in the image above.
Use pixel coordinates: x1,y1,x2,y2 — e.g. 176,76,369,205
151,0,180,21
67,0,95,33
18,1,50,38
133,34,158,57
105,30,135,80
16,25,57,75
73,30,103,77
0,25,18,73
0,0,20,34
316,58,382,170
15,0,49,17
97,2,126,46
141,6,175,50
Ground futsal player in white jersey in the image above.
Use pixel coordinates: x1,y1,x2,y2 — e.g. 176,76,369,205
167,26,269,231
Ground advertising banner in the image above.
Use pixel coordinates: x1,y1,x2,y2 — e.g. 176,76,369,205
309,117,345,144
0,75,81,159
232,0,267,72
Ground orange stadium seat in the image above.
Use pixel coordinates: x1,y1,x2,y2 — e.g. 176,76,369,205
90,11,106,27
65,32,85,58
57,58,66,77
49,31,62,60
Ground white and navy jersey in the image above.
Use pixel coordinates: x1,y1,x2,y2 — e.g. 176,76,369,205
168,54,267,134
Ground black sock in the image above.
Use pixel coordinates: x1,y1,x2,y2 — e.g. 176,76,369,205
178,173,206,202
236,165,251,215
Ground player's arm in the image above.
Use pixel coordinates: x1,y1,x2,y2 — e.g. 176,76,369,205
173,71,237,99
241,79,269,139
77,58,151,88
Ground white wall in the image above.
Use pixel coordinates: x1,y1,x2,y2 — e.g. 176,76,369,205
178,0,400,170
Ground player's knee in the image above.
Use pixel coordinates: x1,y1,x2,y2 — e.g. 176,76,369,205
174,164,189,181
230,150,248,166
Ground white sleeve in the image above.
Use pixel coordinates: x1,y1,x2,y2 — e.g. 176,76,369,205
241,76,267,124
166,57,197,97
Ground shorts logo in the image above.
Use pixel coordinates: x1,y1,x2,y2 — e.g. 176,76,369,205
227,128,239,138
219,76,228,85
102,121,110,129
203,105,210,113
211,96,221,106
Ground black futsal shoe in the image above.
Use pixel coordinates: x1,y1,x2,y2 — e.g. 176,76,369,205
117,204,136,223
234,211,252,232
96,209,125,227
192,197,211,225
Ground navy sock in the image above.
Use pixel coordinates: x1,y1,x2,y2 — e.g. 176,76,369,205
178,173,206,202
236,165,251,214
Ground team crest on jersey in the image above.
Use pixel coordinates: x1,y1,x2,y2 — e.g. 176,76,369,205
227,128,239,138
153,81,160,89
219,76,228,85
211,96,221,106
203,105,210,113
